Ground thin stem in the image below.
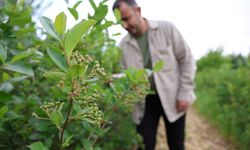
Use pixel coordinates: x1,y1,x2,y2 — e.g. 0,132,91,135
82,122,107,150
91,123,106,147
63,47,70,66
59,98,73,150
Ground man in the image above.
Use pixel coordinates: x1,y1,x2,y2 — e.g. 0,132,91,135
113,0,196,150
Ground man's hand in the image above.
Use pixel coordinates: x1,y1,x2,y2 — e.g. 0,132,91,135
176,100,189,112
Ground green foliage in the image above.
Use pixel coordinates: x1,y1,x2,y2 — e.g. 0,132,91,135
0,0,150,149
0,42,7,63
40,16,62,43
28,142,48,150
89,0,97,10
0,105,8,118
47,48,68,72
195,49,250,150
44,71,66,81
68,1,82,20
1,62,34,76
113,8,121,23
153,60,165,72
10,50,33,63
64,19,97,58
36,1,150,149
230,54,248,69
196,48,231,71
0,1,51,149
54,12,67,35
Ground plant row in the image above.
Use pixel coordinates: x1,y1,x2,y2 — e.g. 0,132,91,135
195,49,250,150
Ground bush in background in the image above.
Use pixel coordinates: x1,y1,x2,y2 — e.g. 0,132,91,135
195,49,250,150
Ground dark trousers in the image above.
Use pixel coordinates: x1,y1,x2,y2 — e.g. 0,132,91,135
137,94,186,150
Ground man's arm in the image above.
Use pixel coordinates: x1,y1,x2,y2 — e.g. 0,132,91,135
169,23,197,111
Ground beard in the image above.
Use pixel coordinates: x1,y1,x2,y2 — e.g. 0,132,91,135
127,22,142,36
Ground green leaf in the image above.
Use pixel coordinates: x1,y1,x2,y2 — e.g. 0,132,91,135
124,68,136,81
54,12,67,34
68,64,85,79
109,82,117,92
8,7,31,26
1,62,34,76
153,60,165,72
44,71,66,81
58,102,64,112
93,5,108,21
97,21,113,30
83,139,93,150
1,72,10,81
5,0,24,12
10,51,33,63
47,48,68,72
0,42,7,63
73,1,82,9
15,26,36,36
49,110,63,127
0,82,13,92
4,1,17,12
68,0,82,20
89,0,97,10
64,19,96,58
0,105,8,119
40,16,62,43
84,77,99,83
100,0,108,5
27,141,48,150
6,76,29,83
112,33,121,36
135,69,145,80
0,91,12,104
79,108,91,115
68,8,78,20
6,0,17,5
62,135,73,148
113,8,121,23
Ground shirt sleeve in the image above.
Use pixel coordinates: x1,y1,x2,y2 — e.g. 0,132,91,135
168,22,197,103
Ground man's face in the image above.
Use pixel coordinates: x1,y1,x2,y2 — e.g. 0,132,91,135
118,2,142,36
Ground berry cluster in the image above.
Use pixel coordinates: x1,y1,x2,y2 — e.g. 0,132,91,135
92,60,106,77
71,51,93,65
76,101,102,126
68,79,81,98
71,51,106,78
40,101,63,116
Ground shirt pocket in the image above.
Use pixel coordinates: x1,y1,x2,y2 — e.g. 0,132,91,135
152,46,177,71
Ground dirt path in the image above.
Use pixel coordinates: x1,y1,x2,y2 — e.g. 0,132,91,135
155,107,237,150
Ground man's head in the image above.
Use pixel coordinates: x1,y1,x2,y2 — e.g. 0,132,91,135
113,0,138,10
113,0,146,36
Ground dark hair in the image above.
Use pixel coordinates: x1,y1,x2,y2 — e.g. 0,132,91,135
112,0,138,10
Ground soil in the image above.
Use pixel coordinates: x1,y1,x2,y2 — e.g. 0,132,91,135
155,107,238,150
